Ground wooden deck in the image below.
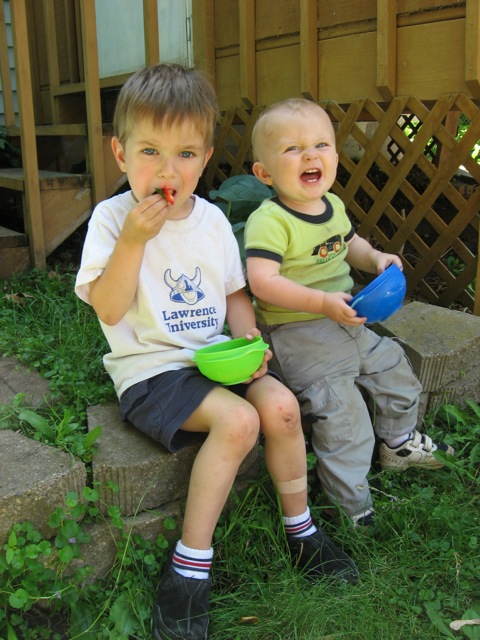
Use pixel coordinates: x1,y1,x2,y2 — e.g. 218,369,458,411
0,0,478,313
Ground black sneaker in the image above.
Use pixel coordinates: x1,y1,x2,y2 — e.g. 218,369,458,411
153,565,211,640
288,528,359,585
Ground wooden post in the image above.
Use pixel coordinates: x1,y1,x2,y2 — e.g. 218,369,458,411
436,110,460,169
43,0,60,123
80,0,106,205
192,0,216,84
376,0,396,101
0,0,15,127
10,0,45,268
143,0,160,65
300,0,318,100
475,222,480,315
465,0,480,97
239,0,256,108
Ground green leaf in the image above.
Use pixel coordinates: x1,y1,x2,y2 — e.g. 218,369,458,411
209,175,274,203
163,517,177,531
110,593,137,634
83,485,99,502
65,491,79,508
9,588,29,609
424,603,456,638
58,544,75,563
84,424,102,449
18,410,55,438
7,529,17,547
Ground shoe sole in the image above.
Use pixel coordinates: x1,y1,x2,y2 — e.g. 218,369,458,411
381,459,445,471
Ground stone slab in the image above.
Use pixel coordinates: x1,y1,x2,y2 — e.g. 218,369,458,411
427,362,480,412
88,403,259,517
72,503,184,582
374,301,480,392
0,429,87,545
0,356,52,407
417,391,430,426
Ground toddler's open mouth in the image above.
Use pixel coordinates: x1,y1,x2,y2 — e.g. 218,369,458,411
301,169,322,183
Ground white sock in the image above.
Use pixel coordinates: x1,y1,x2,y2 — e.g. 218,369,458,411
172,540,213,580
284,506,317,538
384,432,411,448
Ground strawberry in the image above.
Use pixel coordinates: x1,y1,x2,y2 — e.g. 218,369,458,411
155,187,175,205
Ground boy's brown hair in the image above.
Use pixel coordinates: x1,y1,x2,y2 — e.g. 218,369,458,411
113,63,219,147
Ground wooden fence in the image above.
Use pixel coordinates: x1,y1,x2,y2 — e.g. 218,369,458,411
204,94,480,314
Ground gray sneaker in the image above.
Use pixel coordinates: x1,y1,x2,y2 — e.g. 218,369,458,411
153,565,211,640
380,430,455,471
288,528,359,584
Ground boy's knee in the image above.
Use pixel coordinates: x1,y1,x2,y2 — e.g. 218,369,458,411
222,404,260,448
264,386,302,436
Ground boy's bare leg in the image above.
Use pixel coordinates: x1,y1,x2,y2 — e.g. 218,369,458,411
246,375,359,585
180,386,261,548
154,387,260,640
246,375,308,515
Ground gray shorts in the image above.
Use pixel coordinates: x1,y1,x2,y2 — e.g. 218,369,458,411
119,367,251,452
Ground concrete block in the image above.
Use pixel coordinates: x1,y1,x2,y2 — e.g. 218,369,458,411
72,502,184,582
417,391,430,426
427,363,480,412
0,430,87,546
374,301,480,392
88,403,259,517
0,356,52,408
88,403,198,516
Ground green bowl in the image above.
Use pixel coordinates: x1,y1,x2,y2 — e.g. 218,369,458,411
193,336,269,385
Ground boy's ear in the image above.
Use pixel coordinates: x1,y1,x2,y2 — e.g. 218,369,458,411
111,137,127,173
203,146,214,169
252,161,273,186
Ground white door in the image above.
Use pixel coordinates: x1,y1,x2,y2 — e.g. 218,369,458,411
96,0,192,79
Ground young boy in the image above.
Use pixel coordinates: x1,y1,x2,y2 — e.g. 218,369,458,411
75,68,358,640
245,98,455,529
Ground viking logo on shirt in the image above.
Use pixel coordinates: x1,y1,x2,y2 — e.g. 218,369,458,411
164,267,205,305
162,267,219,333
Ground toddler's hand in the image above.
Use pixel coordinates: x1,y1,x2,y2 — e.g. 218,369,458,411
375,252,403,274
322,291,366,326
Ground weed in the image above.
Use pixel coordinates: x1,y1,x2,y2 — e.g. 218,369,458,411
1,267,480,638
0,488,173,639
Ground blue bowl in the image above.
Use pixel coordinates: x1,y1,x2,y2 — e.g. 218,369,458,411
349,264,406,323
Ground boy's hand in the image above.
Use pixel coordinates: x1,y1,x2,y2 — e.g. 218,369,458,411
121,193,171,244
322,291,366,326
242,328,272,382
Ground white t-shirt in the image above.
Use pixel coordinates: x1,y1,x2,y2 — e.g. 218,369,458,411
75,191,246,397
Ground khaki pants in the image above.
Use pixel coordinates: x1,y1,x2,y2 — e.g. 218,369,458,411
260,318,422,517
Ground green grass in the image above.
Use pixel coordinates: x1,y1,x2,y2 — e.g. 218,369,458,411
0,266,479,639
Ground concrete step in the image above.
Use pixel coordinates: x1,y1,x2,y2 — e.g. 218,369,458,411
1,299,479,575
0,225,28,248
375,301,480,393
0,429,87,544
87,402,259,517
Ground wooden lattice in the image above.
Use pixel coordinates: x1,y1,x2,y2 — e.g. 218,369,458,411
205,94,480,315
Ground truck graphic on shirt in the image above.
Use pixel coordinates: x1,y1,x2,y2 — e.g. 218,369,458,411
311,235,342,259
